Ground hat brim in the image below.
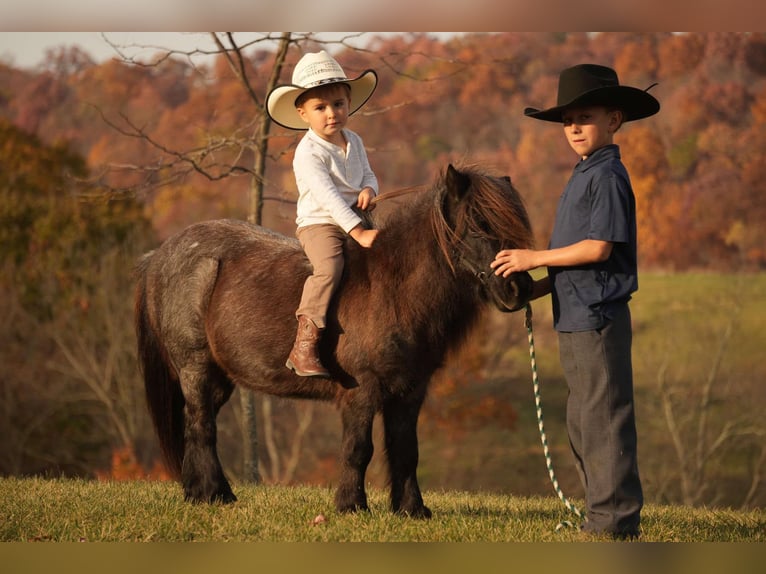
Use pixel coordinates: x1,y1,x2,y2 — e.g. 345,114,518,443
266,70,378,130
524,85,660,123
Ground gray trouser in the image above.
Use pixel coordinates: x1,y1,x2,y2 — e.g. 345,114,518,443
558,304,642,534
295,224,346,329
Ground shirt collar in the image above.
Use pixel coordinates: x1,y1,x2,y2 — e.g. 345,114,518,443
306,127,347,152
575,144,620,173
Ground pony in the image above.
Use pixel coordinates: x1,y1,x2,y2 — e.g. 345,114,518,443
134,164,534,518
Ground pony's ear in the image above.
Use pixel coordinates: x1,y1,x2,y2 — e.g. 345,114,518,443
442,164,470,224
445,164,471,200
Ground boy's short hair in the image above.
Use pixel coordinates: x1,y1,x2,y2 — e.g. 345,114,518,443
295,82,352,109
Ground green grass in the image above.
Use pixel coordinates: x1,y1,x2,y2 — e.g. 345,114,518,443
1,477,764,542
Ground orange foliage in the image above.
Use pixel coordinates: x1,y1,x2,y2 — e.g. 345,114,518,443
422,332,519,442
95,445,171,481
1,32,764,271
613,36,659,84
751,89,766,124
658,33,706,79
298,455,339,486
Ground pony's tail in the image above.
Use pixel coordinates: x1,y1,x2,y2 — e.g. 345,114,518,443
134,256,184,479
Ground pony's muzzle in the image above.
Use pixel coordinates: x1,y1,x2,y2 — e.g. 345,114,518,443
496,271,534,312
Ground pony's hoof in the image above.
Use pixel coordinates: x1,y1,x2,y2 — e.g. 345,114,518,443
397,505,432,519
212,490,237,504
335,501,370,514
184,487,237,505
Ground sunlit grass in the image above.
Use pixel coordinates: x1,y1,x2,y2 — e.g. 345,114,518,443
1,477,763,542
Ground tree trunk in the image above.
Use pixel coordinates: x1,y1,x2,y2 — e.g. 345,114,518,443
239,389,262,483
238,32,293,484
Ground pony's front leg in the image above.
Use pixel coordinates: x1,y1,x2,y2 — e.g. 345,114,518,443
383,389,431,518
334,392,375,513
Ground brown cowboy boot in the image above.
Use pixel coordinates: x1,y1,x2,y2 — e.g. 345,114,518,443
285,315,330,377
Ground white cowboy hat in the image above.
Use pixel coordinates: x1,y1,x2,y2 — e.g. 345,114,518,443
266,51,378,130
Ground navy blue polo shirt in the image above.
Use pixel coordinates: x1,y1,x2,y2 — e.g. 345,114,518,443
548,144,637,332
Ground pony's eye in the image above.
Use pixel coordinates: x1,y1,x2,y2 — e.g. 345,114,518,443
470,223,495,241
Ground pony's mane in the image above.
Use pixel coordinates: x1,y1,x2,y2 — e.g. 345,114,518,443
371,165,533,272
432,165,534,272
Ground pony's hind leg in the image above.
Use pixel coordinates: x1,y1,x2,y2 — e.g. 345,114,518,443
180,361,236,504
383,391,432,518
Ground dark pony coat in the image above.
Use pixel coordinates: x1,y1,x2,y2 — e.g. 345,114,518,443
135,164,534,517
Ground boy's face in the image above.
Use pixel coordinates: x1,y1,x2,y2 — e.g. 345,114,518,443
296,84,350,145
561,105,622,160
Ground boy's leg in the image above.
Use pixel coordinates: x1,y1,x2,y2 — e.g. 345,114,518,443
558,305,642,537
295,224,346,328
287,224,345,377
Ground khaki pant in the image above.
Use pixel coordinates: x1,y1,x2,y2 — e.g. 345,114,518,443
295,224,346,329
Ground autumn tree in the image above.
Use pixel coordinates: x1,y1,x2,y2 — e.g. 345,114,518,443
0,119,155,474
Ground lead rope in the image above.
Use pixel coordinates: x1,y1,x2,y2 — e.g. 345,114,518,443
524,303,584,531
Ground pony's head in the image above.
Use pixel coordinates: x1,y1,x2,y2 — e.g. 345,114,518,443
432,164,534,312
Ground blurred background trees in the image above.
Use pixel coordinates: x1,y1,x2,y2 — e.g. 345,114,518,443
0,119,154,474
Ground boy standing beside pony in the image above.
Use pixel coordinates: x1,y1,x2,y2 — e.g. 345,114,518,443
492,64,660,539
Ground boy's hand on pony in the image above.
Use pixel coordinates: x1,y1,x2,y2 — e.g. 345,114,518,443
350,225,378,248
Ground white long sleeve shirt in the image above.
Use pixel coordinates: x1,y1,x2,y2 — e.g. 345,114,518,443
292,128,378,233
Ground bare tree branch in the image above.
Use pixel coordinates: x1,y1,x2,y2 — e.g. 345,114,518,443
658,278,764,507
261,395,279,482
743,438,766,508
282,403,315,483
96,107,256,180
210,32,262,107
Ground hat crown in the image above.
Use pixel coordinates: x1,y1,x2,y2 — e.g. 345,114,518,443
291,51,349,89
524,63,659,123
557,64,620,106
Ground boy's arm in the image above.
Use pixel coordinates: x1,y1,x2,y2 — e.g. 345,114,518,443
491,239,612,278
531,275,551,300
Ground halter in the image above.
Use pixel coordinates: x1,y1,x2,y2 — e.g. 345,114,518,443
452,238,490,284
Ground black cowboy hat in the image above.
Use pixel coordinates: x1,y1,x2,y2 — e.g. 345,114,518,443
524,64,660,123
